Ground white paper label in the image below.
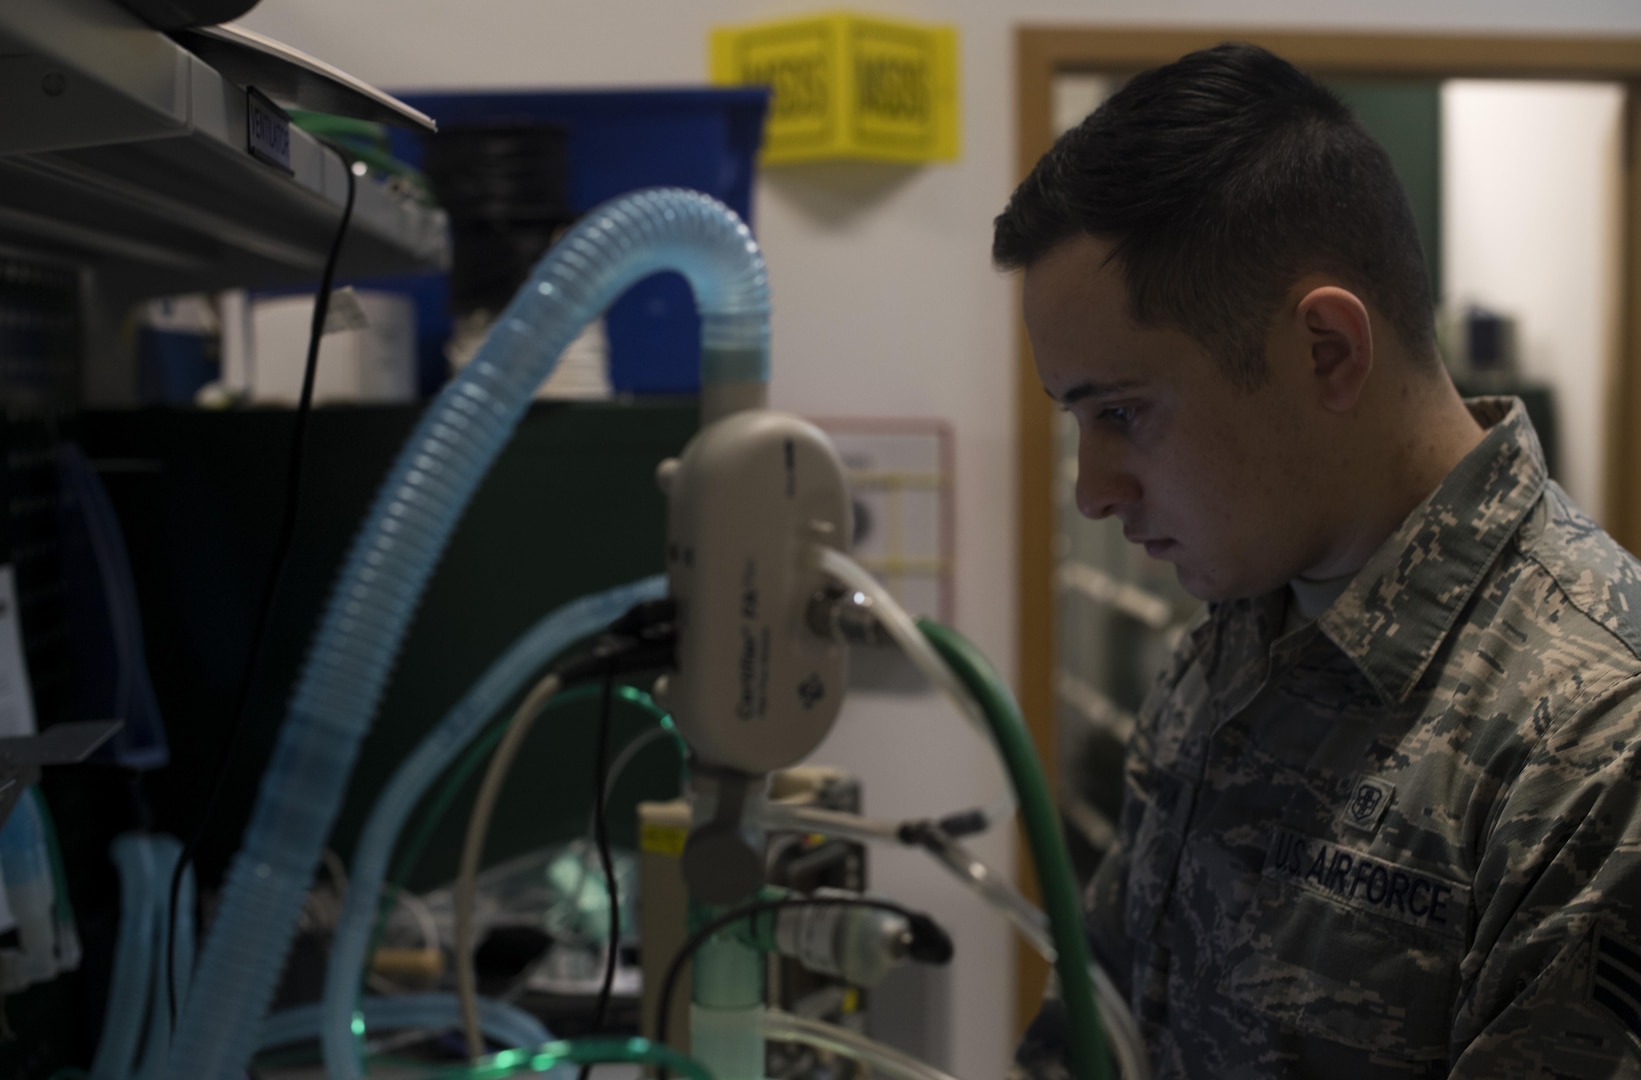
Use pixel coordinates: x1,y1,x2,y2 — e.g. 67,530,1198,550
322,286,371,335
0,566,38,739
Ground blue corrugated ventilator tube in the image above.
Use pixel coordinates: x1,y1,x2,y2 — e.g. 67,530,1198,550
320,575,666,1077
161,187,771,1078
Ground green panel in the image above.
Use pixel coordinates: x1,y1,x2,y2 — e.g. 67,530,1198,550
78,400,698,892
1327,79,1443,302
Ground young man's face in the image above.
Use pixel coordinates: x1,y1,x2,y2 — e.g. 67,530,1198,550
1023,234,1327,602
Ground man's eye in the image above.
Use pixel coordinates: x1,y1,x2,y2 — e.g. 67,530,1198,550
1098,405,1139,429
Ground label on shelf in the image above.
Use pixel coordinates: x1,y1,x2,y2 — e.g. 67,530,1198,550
246,88,293,174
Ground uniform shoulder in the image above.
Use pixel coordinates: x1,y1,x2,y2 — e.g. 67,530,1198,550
1517,482,1641,665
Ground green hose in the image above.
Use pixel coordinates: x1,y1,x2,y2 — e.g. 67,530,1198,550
917,619,1110,1080
432,1035,713,1080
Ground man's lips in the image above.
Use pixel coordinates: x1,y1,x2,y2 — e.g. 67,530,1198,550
1125,531,1177,557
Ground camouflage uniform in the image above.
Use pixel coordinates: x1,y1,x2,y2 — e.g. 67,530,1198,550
1015,398,1641,1078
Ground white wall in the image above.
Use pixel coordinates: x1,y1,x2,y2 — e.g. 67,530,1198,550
1442,80,1625,522
236,2,1641,1075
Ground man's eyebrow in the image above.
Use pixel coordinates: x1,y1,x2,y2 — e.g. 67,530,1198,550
1044,378,1146,405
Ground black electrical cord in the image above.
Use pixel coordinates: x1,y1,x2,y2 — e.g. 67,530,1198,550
652,895,932,1080
578,663,620,1080
164,147,359,1029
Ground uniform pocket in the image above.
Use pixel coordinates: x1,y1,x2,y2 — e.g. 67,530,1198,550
1216,832,1467,1062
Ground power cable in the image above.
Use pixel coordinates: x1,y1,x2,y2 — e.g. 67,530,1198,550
164,146,359,1027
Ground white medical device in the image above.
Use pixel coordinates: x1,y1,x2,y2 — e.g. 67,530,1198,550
656,410,852,903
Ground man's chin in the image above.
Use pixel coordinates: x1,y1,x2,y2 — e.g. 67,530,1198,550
1173,563,1262,604
1175,575,1224,603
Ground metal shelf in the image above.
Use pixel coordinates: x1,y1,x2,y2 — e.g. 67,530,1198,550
0,0,447,300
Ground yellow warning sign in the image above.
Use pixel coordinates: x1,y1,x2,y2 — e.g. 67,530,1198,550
711,12,959,165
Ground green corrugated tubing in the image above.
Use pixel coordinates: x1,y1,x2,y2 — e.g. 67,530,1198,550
917,618,1111,1080
431,1036,714,1080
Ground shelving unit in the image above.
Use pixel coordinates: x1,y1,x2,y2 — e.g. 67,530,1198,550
0,7,450,1074
0,0,446,291
0,0,448,404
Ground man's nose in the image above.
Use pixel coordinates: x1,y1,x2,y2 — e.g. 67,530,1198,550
1075,452,1140,521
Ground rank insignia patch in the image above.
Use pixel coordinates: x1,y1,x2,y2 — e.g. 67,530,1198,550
1339,775,1395,835
1592,929,1641,1048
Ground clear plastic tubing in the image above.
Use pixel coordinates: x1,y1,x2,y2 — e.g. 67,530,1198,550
758,1010,964,1080
262,993,551,1058
321,576,666,1077
91,834,155,1080
756,803,904,846
136,834,187,1080
163,187,771,1079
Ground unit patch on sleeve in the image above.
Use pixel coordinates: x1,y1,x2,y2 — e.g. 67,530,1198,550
1262,827,1469,940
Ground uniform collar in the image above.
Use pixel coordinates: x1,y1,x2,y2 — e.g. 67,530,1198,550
1191,397,1546,714
1318,396,1547,705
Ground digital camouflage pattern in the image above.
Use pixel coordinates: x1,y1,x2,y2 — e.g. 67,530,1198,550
1016,398,1641,1078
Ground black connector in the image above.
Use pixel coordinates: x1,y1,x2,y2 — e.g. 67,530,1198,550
603,597,678,639
898,819,937,846
906,912,956,965
551,598,678,685
935,807,992,839
895,806,993,848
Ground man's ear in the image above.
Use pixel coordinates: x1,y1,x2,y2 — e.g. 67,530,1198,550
1295,285,1373,413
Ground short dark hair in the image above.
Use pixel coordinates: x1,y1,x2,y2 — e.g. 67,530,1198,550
993,42,1436,389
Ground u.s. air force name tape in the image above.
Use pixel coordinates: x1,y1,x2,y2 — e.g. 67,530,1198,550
1263,827,1470,940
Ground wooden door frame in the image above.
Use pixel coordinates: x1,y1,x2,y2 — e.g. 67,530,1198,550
1013,26,1641,1035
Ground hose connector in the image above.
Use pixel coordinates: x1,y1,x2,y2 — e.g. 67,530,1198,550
806,584,892,647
